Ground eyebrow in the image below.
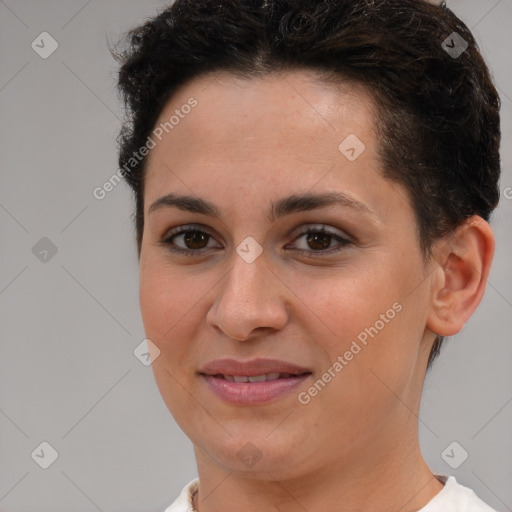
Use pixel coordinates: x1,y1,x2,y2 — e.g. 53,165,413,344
148,191,376,223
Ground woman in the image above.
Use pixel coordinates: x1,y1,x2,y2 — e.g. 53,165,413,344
113,0,501,510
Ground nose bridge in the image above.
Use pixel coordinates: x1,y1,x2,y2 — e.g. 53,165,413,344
206,245,288,340
228,247,270,302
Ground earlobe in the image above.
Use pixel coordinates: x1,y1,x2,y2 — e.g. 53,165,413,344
426,216,495,337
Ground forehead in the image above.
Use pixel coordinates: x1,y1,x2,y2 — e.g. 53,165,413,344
145,69,379,177
141,69,409,227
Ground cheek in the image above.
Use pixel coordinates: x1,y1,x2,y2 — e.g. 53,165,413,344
138,259,208,427
139,259,188,349
294,262,423,393
286,265,404,350
139,262,172,339
138,258,216,355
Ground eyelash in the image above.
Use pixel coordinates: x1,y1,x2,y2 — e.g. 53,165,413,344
159,224,353,258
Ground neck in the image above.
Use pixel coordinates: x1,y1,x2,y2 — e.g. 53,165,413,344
192,429,444,512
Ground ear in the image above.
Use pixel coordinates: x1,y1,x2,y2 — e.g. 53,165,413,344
426,215,495,337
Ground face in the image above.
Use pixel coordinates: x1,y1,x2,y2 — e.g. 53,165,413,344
139,70,436,478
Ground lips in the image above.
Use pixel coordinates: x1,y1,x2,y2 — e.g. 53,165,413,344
220,373,295,382
199,357,311,377
198,358,312,405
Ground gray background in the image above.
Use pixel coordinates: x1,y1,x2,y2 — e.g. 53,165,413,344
0,0,511,511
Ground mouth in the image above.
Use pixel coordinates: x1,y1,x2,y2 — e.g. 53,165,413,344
198,359,312,405
205,372,310,382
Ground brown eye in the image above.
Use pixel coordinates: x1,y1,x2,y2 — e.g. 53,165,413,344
288,226,353,257
306,232,332,251
161,225,222,255
183,231,210,250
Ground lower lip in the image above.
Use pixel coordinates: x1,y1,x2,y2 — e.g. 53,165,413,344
200,374,311,405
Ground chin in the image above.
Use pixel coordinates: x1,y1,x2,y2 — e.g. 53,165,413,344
194,427,315,477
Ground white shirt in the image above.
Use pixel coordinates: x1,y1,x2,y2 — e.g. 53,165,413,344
163,474,498,512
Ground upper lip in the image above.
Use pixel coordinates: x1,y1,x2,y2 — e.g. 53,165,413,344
199,358,311,377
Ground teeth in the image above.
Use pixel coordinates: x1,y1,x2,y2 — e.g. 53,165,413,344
223,372,291,382
248,375,267,383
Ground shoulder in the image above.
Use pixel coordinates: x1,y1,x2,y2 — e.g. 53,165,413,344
163,478,198,512
420,475,499,512
164,475,500,512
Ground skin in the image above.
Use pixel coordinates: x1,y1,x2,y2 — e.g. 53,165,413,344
138,69,495,512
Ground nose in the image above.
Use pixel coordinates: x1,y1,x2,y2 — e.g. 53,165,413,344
206,249,289,341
